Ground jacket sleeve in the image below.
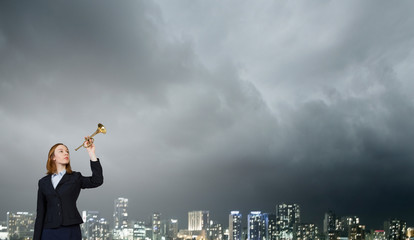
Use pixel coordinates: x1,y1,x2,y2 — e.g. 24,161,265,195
81,159,104,189
33,180,46,240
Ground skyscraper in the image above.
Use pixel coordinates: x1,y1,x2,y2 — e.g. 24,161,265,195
323,211,336,240
248,211,268,240
82,210,109,240
7,212,35,240
208,220,223,240
294,223,319,240
167,219,179,240
188,211,210,231
268,213,277,240
384,219,406,240
349,224,365,240
229,211,242,240
133,221,147,240
153,212,162,240
336,216,360,238
276,203,300,240
114,197,129,230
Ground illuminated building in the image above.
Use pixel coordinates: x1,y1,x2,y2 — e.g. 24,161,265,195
113,197,132,240
133,221,147,240
208,220,223,240
189,211,210,231
153,212,161,240
276,204,300,240
334,216,360,238
366,230,386,240
247,211,268,240
167,219,179,240
384,219,406,240
348,224,365,240
114,197,129,230
7,211,35,240
177,229,207,240
294,223,319,240
0,221,7,240
323,211,336,240
82,210,110,240
229,211,242,240
268,213,277,240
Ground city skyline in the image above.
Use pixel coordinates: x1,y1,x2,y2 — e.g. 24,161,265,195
2,200,412,240
2,199,413,232
2,0,414,234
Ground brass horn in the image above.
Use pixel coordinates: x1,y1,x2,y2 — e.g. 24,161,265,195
75,123,106,151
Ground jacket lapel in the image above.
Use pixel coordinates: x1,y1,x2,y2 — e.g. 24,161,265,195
45,175,55,192
56,173,71,190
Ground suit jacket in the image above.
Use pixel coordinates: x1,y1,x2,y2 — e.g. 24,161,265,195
33,159,103,240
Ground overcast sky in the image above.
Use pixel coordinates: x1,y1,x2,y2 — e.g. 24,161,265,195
1,0,414,230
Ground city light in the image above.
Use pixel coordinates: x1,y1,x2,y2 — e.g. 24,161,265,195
2,200,412,240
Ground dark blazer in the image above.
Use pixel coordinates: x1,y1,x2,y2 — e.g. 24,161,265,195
33,160,103,240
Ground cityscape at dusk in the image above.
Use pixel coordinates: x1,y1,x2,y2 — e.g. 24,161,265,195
2,1,414,240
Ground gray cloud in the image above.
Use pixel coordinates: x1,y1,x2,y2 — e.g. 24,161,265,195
1,0,414,230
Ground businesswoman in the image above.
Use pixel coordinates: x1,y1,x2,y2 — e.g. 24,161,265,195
33,137,104,240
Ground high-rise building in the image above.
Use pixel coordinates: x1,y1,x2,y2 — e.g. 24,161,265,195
167,219,179,240
114,197,129,230
208,220,223,240
229,211,242,240
153,212,162,240
384,219,406,240
248,211,268,240
336,216,360,238
349,224,365,240
276,204,300,240
7,212,35,240
133,221,147,240
366,230,386,240
268,213,277,240
323,211,336,240
294,223,319,240
188,211,210,231
81,210,110,240
0,221,7,240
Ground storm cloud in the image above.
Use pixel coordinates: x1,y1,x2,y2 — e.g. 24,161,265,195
1,0,414,230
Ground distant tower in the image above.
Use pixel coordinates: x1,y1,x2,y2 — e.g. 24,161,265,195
209,220,223,240
114,197,128,230
371,230,386,240
153,212,162,240
384,219,406,240
133,221,147,240
336,216,360,238
229,211,242,240
268,213,277,240
167,219,179,240
248,211,268,240
294,223,319,240
82,211,109,240
323,211,336,240
188,211,209,231
276,203,300,240
7,212,35,240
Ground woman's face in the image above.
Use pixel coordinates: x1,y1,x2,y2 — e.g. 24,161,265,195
53,145,70,166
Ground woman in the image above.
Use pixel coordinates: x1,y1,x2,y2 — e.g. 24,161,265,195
33,137,104,240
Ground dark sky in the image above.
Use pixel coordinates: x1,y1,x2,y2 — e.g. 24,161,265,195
1,0,414,231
